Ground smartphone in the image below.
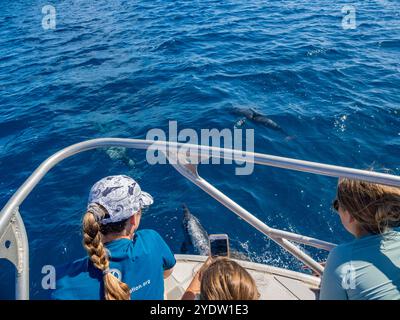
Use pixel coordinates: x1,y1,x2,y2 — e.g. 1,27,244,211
209,234,230,258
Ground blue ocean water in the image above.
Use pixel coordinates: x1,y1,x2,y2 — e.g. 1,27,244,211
0,0,399,299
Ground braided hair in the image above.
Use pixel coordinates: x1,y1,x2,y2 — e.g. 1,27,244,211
82,204,131,300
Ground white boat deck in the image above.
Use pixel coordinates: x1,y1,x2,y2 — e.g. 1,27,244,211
165,255,321,300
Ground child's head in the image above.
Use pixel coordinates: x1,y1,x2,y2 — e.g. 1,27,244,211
83,175,153,300
200,257,260,300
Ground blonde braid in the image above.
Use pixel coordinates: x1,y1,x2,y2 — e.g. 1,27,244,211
82,209,131,300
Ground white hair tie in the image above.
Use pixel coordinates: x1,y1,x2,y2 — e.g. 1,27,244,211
87,203,105,222
103,268,111,275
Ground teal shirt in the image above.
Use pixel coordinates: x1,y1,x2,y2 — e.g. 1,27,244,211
320,228,400,300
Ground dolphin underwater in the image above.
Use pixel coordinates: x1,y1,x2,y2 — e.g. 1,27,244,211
233,107,284,132
104,146,135,169
181,204,250,261
182,204,210,256
94,122,136,169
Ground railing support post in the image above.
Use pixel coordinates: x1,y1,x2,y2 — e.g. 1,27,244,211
0,208,29,300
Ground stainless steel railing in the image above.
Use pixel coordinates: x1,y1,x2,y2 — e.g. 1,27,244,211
1,138,400,299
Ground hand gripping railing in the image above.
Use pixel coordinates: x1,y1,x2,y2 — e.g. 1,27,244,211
1,138,400,299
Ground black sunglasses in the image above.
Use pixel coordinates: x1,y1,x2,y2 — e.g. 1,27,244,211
332,199,339,211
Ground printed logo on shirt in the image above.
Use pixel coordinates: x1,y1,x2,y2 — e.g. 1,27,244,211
130,279,151,294
109,268,122,281
340,263,356,290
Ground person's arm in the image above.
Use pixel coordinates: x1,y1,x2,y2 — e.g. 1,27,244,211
319,247,348,300
181,257,213,300
181,271,201,300
163,268,174,279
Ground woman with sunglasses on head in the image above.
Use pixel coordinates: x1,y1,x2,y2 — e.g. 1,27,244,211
51,175,176,300
320,178,400,300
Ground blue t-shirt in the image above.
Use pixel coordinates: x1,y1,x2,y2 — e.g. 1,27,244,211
51,229,176,300
320,228,400,300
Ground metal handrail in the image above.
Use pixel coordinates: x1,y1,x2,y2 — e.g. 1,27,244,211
1,138,400,299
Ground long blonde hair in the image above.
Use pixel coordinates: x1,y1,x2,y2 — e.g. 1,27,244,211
82,204,131,300
337,178,400,234
200,257,260,300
